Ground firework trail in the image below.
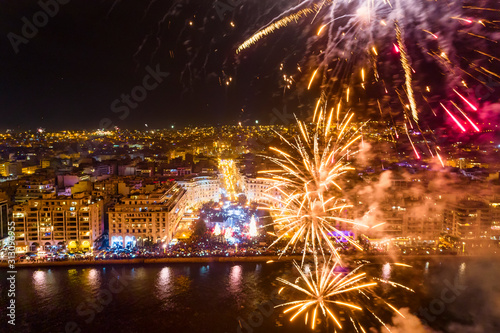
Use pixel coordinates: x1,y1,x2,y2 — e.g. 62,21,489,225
106,0,498,138
236,0,499,133
259,104,370,263
259,102,416,330
276,257,413,330
395,21,417,122
237,5,317,54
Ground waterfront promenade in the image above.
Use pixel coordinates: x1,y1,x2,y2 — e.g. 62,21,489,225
2,253,487,268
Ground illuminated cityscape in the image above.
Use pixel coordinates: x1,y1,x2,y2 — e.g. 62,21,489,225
1,1,499,332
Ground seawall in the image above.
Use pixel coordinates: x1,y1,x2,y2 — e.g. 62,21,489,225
1,253,492,269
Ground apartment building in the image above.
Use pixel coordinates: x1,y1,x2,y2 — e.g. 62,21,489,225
444,199,492,239
0,199,8,240
108,182,187,247
14,178,56,203
13,193,104,252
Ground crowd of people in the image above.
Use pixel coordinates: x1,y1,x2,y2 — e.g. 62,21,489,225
11,240,298,264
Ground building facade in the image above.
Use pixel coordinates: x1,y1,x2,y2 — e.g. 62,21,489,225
0,199,8,240
245,177,281,204
0,162,22,177
108,182,187,247
444,200,492,239
178,176,221,208
490,199,500,240
15,178,56,203
13,193,104,252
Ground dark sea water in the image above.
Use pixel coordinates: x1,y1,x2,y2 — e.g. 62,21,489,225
1,258,499,333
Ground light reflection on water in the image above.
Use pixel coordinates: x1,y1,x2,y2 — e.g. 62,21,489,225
32,269,59,311
86,268,100,290
159,266,171,284
68,268,78,277
458,262,466,285
4,259,499,333
156,267,173,310
200,265,209,276
33,270,49,297
134,267,147,280
228,265,242,294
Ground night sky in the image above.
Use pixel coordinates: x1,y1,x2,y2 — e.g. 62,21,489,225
0,0,499,131
0,0,317,131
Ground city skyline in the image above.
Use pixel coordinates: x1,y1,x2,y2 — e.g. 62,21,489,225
1,1,500,332
3,121,499,250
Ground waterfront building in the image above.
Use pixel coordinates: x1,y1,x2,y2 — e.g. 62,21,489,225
444,199,492,239
13,193,104,252
108,182,187,247
0,199,8,240
490,199,500,240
